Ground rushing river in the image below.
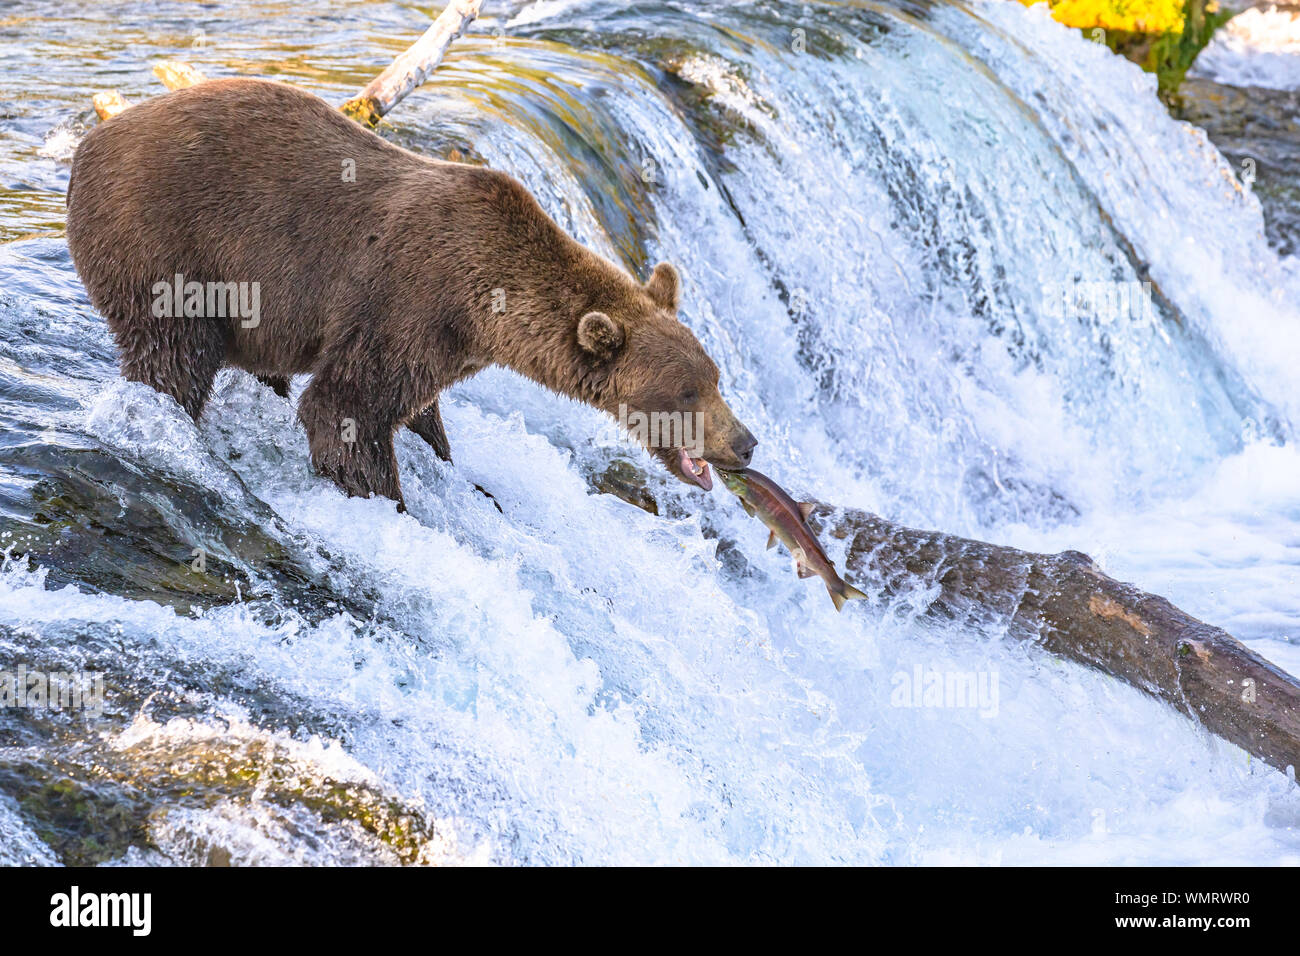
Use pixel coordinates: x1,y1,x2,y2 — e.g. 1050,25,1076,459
1,0,1298,865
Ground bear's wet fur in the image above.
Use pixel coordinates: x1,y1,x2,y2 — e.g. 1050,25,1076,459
67,78,755,508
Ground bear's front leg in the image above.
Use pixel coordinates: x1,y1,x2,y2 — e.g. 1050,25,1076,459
256,374,291,398
298,375,405,509
407,396,452,463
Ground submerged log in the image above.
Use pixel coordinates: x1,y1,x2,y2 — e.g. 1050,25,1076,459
808,505,1300,777
340,0,483,127
589,470,1300,773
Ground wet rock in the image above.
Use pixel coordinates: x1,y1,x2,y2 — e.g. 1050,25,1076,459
589,457,659,515
0,722,445,865
0,441,370,621
1174,75,1300,255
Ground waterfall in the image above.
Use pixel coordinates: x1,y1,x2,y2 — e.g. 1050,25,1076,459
0,0,1297,865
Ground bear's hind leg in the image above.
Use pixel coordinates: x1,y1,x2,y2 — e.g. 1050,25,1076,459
407,397,452,463
109,306,228,421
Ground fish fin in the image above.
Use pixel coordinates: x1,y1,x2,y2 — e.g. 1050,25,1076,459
798,502,816,521
830,580,869,612
766,529,777,550
796,562,816,580
740,499,756,517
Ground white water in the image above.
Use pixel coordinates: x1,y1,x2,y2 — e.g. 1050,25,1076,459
1191,5,1300,90
2,0,1299,864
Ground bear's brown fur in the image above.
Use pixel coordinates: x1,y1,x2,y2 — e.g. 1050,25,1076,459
66,78,755,508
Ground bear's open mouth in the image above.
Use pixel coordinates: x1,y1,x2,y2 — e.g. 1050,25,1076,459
677,447,713,491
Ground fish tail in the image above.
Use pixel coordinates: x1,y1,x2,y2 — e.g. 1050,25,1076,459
829,580,869,613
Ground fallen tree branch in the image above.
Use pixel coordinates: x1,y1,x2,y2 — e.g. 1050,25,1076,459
809,505,1300,776
90,0,480,127
340,0,483,127
592,470,1300,772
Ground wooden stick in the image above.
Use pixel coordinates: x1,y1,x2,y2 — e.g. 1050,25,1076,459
340,0,483,127
808,505,1300,776
90,61,205,121
92,92,130,121
152,60,206,91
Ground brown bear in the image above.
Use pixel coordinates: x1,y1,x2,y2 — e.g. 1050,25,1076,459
66,78,755,509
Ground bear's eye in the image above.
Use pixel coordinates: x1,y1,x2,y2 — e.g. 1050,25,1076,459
680,388,699,406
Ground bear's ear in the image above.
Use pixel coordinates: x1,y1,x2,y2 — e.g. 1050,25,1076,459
577,311,624,360
645,262,681,312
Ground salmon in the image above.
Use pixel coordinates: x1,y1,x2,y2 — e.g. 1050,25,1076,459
717,468,867,612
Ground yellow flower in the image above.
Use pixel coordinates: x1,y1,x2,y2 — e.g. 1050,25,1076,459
1019,0,1186,34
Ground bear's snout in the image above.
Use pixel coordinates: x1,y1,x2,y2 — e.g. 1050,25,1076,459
699,404,757,472
729,426,757,467
706,423,755,470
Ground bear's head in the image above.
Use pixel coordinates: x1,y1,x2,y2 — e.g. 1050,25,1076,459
577,262,756,491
